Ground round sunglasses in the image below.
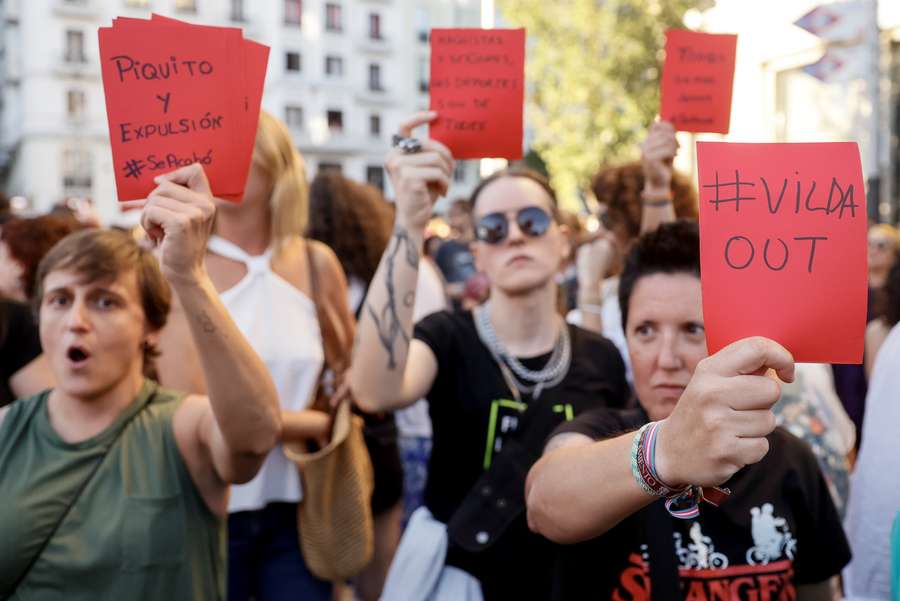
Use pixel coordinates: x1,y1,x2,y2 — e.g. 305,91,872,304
475,206,553,245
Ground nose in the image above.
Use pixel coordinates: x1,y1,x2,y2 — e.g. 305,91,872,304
657,332,683,371
504,216,526,245
65,298,91,333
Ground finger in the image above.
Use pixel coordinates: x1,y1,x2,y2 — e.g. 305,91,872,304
151,180,209,208
732,436,771,467
146,194,206,221
390,151,453,175
400,166,451,190
418,138,455,170
140,204,181,241
154,163,212,195
724,374,783,411
730,408,778,438
703,337,794,383
119,199,147,211
397,111,439,137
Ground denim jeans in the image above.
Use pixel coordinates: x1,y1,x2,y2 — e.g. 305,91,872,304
228,502,332,601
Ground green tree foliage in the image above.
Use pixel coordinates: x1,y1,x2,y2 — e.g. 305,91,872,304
500,0,698,208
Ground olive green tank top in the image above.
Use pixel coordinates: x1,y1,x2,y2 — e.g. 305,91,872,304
0,380,226,600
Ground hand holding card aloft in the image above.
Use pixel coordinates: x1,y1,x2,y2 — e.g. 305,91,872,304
141,164,216,284
698,142,867,363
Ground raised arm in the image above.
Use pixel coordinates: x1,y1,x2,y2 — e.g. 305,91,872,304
137,164,281,507
349,112,454,412
639,120,678,235
526,337,794,543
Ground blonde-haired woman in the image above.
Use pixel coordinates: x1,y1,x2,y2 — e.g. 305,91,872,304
157,111,352,600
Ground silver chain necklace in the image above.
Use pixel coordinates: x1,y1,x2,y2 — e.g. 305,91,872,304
473,303,572,399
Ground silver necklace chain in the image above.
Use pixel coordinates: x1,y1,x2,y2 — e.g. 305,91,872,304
473,303,572,399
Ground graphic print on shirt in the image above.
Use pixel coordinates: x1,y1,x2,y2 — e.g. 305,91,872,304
611,505,798,600
482,400,573,468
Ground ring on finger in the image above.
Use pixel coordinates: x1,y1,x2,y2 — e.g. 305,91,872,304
392,134,423,154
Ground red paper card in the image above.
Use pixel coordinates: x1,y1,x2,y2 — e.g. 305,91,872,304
697,142,867,363
150,15,269,202
661,30,737,134
99,18,268,202
429,28,525,160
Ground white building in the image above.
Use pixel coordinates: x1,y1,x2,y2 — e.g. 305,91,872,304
686,0,900,223
0,0,482,224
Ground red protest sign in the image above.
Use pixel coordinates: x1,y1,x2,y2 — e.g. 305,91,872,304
698,142,867,363
99,18,268,202
429,28,525,160
661,30,737,134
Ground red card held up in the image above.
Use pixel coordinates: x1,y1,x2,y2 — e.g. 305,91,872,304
99,18,268,202
697,142,867,364
429,28,525,160
661,30,737,134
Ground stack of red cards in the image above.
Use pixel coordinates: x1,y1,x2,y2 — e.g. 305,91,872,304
99,15,269,202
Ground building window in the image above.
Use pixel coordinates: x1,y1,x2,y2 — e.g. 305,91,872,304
285,51,301,73
325,3,342,32
369,114,381,137
418,57,429,93
285,105,303,130
319,162,343,173
124,0,150,6
416,7,429,43
230,0,245,21
369,13,382,40
175,0,196,12
368,64,383,92
65,30,86,63
67,89,85,119
327,110,343,132
325,55,343,77
454,161,467,183
62,148,92,190
284,0,302,25
367,166,384,192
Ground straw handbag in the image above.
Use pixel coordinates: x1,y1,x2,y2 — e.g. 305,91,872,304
283,241,375,581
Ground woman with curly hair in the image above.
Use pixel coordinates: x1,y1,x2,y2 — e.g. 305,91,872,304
307,172,447,601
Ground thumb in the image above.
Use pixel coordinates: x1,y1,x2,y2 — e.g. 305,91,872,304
154,163,212,196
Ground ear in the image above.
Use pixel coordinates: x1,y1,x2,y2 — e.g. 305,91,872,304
143,329,160,351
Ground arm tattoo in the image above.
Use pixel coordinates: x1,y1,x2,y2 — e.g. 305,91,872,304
366,226,419,369
195,309,218,334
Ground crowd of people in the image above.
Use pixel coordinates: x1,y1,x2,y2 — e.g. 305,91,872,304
0,103,898,601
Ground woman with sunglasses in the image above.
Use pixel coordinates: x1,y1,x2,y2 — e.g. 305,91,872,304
350,112,629,600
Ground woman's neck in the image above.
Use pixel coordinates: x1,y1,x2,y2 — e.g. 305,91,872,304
214,202,273,255
47,367,145,444
487,281,560,357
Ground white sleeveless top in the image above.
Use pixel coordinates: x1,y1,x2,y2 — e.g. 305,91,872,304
208,235,324,513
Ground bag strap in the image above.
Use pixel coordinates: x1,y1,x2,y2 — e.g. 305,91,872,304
7,390,155,598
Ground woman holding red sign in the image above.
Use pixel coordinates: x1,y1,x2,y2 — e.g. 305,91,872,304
350,112,630,600
156,112,351,601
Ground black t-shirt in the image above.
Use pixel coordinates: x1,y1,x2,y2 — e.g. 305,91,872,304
413,310,629,601
0,300,42,408
550,408,852,601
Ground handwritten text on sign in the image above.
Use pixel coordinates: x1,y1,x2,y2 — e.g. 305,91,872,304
99,21,255,201
429,28,525,160
698,142,867,363
661,30,737,134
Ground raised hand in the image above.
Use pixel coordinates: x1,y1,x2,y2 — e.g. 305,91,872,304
640,120,679,196
385,112,455,233
654,337,795,487
138,163,216,284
